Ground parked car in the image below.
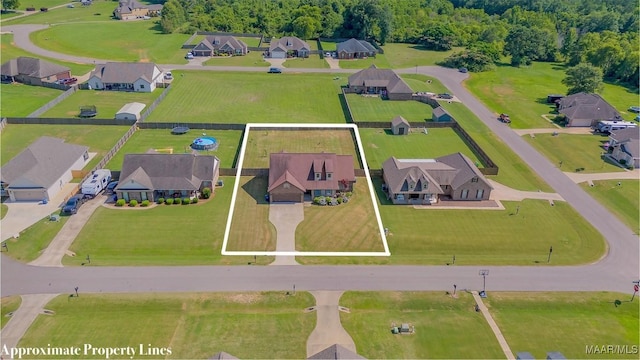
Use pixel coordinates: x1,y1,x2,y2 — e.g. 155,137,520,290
164,71,173,80
325,52,331,57
105,181,118,194
185,53,194,59
458,67,468,73
498,113,511,123
61,194,85,215
438,93,453,99
67,4,74,8
268,67,282,74
628,106,640,113
57,78,77,85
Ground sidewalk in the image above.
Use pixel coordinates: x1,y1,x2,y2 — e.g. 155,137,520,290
472,291,515,360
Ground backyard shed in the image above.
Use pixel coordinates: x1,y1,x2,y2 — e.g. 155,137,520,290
115,102,146,121
391,116,410,135
432,106,453,122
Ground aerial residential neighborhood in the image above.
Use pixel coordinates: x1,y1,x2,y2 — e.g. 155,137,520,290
0,0,638,359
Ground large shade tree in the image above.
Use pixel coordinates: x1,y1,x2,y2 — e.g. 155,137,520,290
562,63,604,95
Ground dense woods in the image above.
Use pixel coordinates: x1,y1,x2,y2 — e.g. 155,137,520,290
160,0,638,87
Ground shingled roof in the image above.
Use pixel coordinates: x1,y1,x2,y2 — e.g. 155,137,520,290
114,0,162,15
90,62,160,84
391,115,409,127
348,65,413,95
558,92,622,123
1,57,69,78
268,152,355,192
336,38,377,54
269,36,310,52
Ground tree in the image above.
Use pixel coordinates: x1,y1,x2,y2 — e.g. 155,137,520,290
419,22,455,51
504,25,557,66
1,0,19,11
562,63,604,95
441,50,494,72
160,0,186,34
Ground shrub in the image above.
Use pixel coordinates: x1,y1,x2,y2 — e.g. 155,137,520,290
202,187,212,199
325,196,332,203
182,198,190,205
129,199,138,207
115,199,125,207
157,197,165,204
346,192,353,197
191,197,199,204
165,198,174,205
174,197,182,204
141,200,150,207
337,197,343,204
313,196,322,205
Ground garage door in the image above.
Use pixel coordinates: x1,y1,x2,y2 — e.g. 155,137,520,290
12,189,45,201
271,51,286,59
271,192,302,202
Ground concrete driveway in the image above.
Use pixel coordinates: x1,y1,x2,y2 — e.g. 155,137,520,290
268,203,303,265
307,291,357,358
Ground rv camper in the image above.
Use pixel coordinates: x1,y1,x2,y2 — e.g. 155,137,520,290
81,169,112,198
594,121,637,134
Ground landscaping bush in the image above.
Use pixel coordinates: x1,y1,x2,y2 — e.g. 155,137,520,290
325,196,332,204
202,187,212,199
182,198,190,205
313,196,322,205
115,199,125,207
337,197,343,204
174,198,181,205
191,197,198,204
165,198,174,205
346,192,352,197
141,200,150,207
129,199,138,207
157,197,165,204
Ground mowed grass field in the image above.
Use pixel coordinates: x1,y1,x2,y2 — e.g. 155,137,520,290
359,128,482,169
19,292,315,359
283,56,330,68
339,54,391,69
382,44,464,68
226,176,277,252
345,94,433,122
1,296,21,330
145,71,348,123
203,51,270,67
242,129,361,168
4,1,117,25
0,83,62,117
486,292,640,359
524,133,625,173
2,211,69,263
296,179,383,252
0,124,131,170
580,179,639,233
401,74,450,94
104,129,243,170
40,89,161,119
340,291,504,359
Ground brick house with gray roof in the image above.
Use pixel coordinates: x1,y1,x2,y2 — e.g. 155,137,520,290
268,152,355,202
557,92,622,127
87,62,163,92
336,38,377,59
1,57,71,86
268,36,310,58
382,153,492,205
191,36,248,57
347,65,413,100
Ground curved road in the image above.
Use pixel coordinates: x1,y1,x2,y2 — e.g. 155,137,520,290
1,25,638,297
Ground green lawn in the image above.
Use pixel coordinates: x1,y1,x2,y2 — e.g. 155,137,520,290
401,74,450,94
104,129,243,170
359,128,482,169
19,292,315,359
319,41,336,52
580,180,639,233
1,204,7,220
524,133,625,173
40,89,161,119
601,83,640,122
4,2,120,25
226,176,276,251
6,0,71,12
2,212,69,263
486,292,639,359
146,71,348,123
382,43,464,69
339,54,391,69
237,36,261,47
202,51,269,67
0,82,62,117
1,295,21,330
0,124,131,170
345,94,433,122
0,10,21,19
283,56,329,68
340,291,504,359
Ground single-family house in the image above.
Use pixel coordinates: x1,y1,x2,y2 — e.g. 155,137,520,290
268,152,355,203
115,153,219,202
336,38,377,59
608,128,640,168
191,36,248,57
557,92,622,127
1,57,71,86
115,102,146,121
113,0,162,20
347,65,413,100
268,37,310,58
308,344,366,359
0,137,89,202
88,62,163,92
391,116,410,135
432,106,453,122
382,153,492,205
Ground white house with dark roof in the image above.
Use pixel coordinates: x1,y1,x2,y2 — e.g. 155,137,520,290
0,137,89,202
88,62,163,92
268,36,310,58
347,65,413,100
557,92,622,127
1,57,71,86
336,38,377,59
382,153,492,205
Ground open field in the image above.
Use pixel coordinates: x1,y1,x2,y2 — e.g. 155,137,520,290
283,56,329,68
2,211,69,263
104,129,243,170
345,94,432,122
339,54,391,69
1,34,94,76
299,198,606,265
40,89,161,119
359,128,482,169
202,51,269,67
600,83,640,121
5,2,126,25
382,44,464,69
19,292,315,359
1,296,21,330
340,291,504,359
296,179,383,252
580,180,639,233
486,292,640,359
8,0,70,10
0,83,62,117
145,71,348,123
401,74,450,94
524,133,626,174
63,177,272,266
226,176,277,251
242,129,360,168
0,124,131,170
0,10,21,19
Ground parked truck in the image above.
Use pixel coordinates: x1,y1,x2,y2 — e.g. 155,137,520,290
81,169,112,198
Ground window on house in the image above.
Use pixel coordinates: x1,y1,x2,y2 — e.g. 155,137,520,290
140,84,145,89
284,183,290,189
471,177,478,183
476,189,484,199
315,172,321,180
442,185,448,189
461,189,469,199
327,173,332,179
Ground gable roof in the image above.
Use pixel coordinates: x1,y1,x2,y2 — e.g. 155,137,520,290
268,152,355,192
114,0,162,15
336,38,377,54
204,35,248,52
1,136,88,189
116,154,219,191
308,344,366,360
348,65,413,95
391,115,409,127
619,138,639,159
557,92,622,122
436,152,491,189
269,36,310,52
1,57,70,78
90,62,160,84
116,102,146,115
610,127,640,143
432,106,451,119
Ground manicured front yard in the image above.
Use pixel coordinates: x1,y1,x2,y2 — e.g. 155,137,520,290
283,56,329,68
382,43,463,69
2,212,69,263
202,51,270,67
340,291,504,359
524,133,626,173
104,129,243,170
0,83,62,117
486,292,639,359
580,179,639,233
145,71,348,123
401,74,450,94
1,295,21,330
19,292,315,359
339,54,391,69
345,94,433,122
40,89,162,119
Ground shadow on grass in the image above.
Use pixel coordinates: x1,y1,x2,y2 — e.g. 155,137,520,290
371,176,393,206
240,176,269,204
338,91,353,123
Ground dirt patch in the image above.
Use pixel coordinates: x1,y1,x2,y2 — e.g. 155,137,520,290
370,143,379,149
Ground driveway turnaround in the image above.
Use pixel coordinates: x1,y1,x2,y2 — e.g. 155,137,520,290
307,291,357,358
269,203,303,265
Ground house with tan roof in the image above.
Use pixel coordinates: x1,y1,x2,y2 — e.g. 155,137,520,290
87,62,163,92
191,36,248,57
347,65,413,100
113,0,162,20
268,36,310,58
382,153,492,205
1,57,71,86
557,92,622,127
267,152,355,203
336,38,377,59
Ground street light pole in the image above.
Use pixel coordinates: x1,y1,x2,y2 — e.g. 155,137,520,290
479,269,489,294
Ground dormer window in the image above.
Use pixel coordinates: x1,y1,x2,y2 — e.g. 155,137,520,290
327,173,332,179
315,172,321,180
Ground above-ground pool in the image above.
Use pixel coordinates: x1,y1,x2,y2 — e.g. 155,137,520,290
190,136,219,151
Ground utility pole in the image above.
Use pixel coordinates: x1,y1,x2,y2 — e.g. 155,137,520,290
547,246,553,263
